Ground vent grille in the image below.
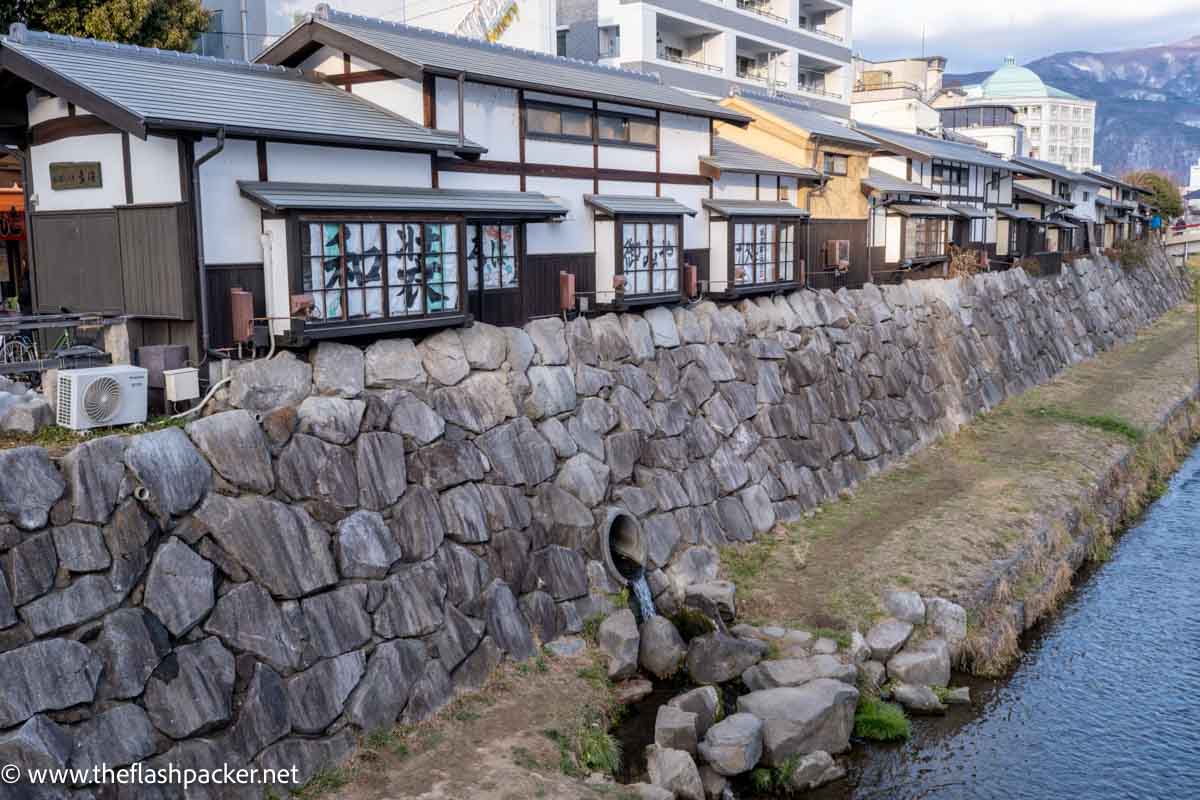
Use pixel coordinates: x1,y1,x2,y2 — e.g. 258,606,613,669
56,374,73,427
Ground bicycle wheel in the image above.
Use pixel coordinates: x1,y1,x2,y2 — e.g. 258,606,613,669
0,337,34,365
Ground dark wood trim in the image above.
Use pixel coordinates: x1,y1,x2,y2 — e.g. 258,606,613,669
269,22,425,82
423,74,437,128
518,89,527,192
256,139,269,182
67,103,76,117
121,132,134,205
320,68,394,86
30,114,121,146
342,53,352,92
177,137,192,204
755,173,760,201
655,110,662,198
592,100,599,194
430,154,439,189
435,157,709,186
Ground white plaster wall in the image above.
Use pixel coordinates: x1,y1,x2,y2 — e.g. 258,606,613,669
198,138,262,265
714,173,757,201
709,218,728,294
298,46,343,73
672,183,710,250
598,180,655,197
436,80,521,162
265,143,431,186
885,215,901,263
27,93,72,126
598,146,655,171
353,78,425,124
660,113,708,175
129,135,182,205
436,171,521,192
851,99,936,133
871,155,908,181
30,134,126,211
595,218,616,304
526,177,595,254
261,218,290,337
526,139,593,168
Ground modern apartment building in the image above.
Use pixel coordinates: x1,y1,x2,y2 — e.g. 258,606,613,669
557,0,854,117
934,57,1096,173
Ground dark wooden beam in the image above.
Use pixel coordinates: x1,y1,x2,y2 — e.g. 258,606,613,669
121,132,133,204
30,115,121,146
0,49,145,138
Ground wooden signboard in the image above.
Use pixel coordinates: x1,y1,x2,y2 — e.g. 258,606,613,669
49,162,103,191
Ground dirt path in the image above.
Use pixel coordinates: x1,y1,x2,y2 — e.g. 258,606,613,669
729,305,1199,634
313,649,636,800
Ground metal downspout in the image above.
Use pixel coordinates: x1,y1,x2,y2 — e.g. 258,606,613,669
193,129,225,355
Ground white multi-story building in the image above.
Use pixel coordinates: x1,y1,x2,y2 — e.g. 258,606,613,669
934,56,1096,173
556,0,854,117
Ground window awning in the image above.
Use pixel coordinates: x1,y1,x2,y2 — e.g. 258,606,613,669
996,206,1042,222
862,169,940,198
584,195,697,217
700,137,821,181
888,203,959,218
1057,212,1091,225
237,182,569,219
948,204,988,219
702,199,810,218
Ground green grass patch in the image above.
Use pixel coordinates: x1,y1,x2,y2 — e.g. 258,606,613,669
669,608,716,641
1028,406,1142,442
293,766,351,797
719,540,778,588
542,716,621,778
853,697,911,741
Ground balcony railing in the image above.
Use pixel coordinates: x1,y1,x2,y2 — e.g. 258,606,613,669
657,47,723,73
804,26,844,42
737,69,788,89
797,83,842,100
853,79,921,94
737,0,787,24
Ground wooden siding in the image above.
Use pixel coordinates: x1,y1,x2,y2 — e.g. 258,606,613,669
524,252,595,319
806,219,870,290
30,210,124,315
685,248,709,289
117,204,196,319
205,263,266,350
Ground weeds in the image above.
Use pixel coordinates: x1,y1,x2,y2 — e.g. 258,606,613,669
1028,406,1142,442
543,715,621,778
854,697,911,741
293,767,351,798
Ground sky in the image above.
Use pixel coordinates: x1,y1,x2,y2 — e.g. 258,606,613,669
852,0,1200,74
271,1,1200,74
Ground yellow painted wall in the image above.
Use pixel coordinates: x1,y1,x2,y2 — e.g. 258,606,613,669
718,97,873,220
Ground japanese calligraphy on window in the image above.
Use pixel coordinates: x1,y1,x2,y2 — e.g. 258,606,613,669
621,222,679,296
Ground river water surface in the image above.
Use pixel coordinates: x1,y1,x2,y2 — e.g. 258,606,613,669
813,445,1200,800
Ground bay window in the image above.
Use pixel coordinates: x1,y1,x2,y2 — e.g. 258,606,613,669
300,220,461,322
621,221,680,295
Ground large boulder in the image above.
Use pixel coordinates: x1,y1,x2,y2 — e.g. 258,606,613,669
355,432,408,511
432,372,517,434
226,662,291,763
741,655,857,691
335,510,401,579
124,427,212,521
0,447,66,531
887,638,951,688
668,686,721,736
783,750,846,792
640,616,687,679
736,679,859,765
275,433,358,507
698,713,763,777
365,338,426,388
0,639,103,728
925,597,968,649
229,352,311,412
195,494,337,599
204,582,307,672
92,608,171,700
654,705,699,754
345,639,427,733
285,651,366,734
646,745,703,800
311,341,364,398
18,573,127,636
883,590,926,624
484,581,536,661
373,562,447,639
598,609,640,679
142,539,215,636
300,584,373,658
142,637,235,739
297,396,366,445
459,322,508,370
60,435,127,524
69,704,157,771
865,618,914,661
892,683,946,714
186,410,274,494
419,330,469,386
686,633,767,685
0,715,72,774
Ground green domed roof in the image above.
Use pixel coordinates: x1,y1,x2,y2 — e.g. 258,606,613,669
981,56,1049,98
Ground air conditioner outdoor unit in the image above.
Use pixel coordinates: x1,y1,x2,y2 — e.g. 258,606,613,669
57,365,149,431
825,239,851,271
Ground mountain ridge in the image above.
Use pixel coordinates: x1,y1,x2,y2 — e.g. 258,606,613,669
946,35,1200,183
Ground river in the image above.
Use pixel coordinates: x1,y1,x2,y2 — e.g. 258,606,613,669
813,445,1200,800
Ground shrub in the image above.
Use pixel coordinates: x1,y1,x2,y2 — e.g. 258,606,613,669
1111,239,1150,271
853,697,911,741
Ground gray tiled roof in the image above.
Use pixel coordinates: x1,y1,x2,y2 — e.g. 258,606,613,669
701,138,820,180
888,203,960,218
239,182,568,217
1084,169,1150,194
857,124,1013,171
997,206,1042,221
0,25,480,153
702,199,810,218
584,195,697,217
861,169,940,198
1010,155,1101,184
948,204,988,219
1014,183,1070,206
732,91,878,147
275,8,750,123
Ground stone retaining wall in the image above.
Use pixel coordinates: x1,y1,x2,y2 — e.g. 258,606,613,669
0,251,1187,798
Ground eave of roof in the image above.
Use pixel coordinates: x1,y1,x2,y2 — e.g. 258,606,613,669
700,137,821,181
856,123,1012,171
997,206,1042,221
702,199,810,218
239,182,569,217
584,195,697,217
948,204,988,219
887,203,960,218
258,8,752,124
1011,155,1100,185
1013,184,1070,207
0,25,483,155
861,169,940,198
728,91,878,147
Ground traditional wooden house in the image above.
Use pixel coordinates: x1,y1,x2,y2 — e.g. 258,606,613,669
856,123,1015,279
1010,155,1103,252
714,91,878,289
255,5,752,334
1086,169,1149,247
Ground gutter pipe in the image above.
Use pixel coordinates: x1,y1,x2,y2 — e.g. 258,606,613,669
193,128,225,356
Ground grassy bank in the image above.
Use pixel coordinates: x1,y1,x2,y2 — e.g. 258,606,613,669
725,304,1200,676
